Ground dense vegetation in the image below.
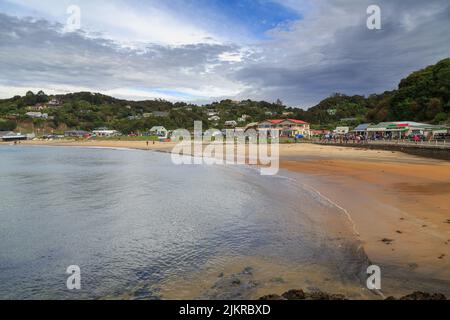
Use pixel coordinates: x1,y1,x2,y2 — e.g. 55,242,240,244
293,58,450,128
0,58,449,134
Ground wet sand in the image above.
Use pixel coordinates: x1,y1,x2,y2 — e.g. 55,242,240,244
280,144,450,296
4,140,449,297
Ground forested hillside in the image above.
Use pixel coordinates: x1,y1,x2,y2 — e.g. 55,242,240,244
0,59,449,133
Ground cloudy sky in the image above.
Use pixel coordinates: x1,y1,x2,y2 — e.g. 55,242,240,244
0,0,449,107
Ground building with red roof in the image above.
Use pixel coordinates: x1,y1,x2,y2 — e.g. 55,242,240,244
258,119,311,138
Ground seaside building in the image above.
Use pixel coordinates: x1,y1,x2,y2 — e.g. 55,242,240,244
352,123,372,137
1,132,28,142
92,128,120,137
365,122,446,139
149,126,168,139
258,119,311,138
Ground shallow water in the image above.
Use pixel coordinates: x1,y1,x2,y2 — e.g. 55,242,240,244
0,146,369,299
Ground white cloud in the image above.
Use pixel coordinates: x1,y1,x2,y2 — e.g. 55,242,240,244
4,0,219,45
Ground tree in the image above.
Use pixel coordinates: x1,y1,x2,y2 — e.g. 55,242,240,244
425,98,443,120
0,119,17,131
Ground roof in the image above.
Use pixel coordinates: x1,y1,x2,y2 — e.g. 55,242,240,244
0,131,14,137
353,123,372,131
265,119,308,125
150,126,167,131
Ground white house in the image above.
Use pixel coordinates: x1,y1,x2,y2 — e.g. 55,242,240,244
149,126,168,139
26,112,48,119
224,120,238,128
92,128,120,137
258,119,311,138
208,115,221,122
238,114,250,122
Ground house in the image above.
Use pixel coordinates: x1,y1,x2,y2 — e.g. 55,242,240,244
282,111,294,117
143,113,152,118
48,98,62,107
258,119,311,138
352,123,372,137
238,114,251,122
92,128,120,137
152,111,169,118
206,110,219,117
149,126,168,139
127,115,142,120
0,131,14,138
224,120,238,128
1,132,27,142
208,115,221,122
335,127,350,135
26,112,48,119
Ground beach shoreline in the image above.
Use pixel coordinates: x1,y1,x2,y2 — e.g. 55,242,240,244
2,140,449,296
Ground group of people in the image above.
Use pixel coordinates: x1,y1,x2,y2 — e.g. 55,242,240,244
320,133,368,144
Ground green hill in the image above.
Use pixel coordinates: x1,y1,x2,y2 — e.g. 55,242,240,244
0,58,449,134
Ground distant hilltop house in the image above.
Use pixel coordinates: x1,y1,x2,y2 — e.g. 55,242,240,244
206,110,219,117
282,111,294,117
258,119,311,138
152,111,169,118
224,120,238,128
208,115,221,122
48,98,62,107
127,115,142,121
327,108,337,116
26,112,48,119
237,114,251,122
149,126,168,139
92,128,120,137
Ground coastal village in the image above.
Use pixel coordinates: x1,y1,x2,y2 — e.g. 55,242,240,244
2,106,449,146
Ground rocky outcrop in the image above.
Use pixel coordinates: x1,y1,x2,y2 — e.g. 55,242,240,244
259,289,447,301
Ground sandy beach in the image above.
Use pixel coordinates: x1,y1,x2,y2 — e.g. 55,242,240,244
2,139,449,296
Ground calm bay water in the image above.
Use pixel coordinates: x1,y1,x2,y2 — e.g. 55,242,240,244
0,146,367,299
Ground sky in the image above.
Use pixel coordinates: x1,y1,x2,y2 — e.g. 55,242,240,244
0,0,449,107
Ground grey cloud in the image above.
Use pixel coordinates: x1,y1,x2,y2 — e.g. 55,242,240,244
235,0,450,106
0,13,241,96
1,0,450,106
